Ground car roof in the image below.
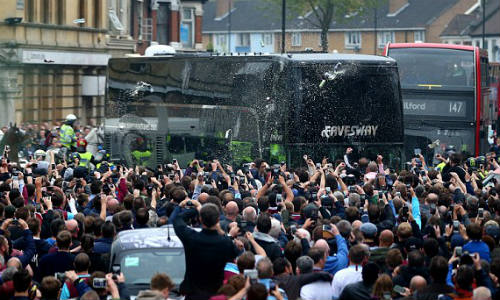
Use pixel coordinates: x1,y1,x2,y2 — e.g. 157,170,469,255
112,226,183,251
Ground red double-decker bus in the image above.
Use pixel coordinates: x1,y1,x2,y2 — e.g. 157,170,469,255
491,63,500,131
385,43,492,159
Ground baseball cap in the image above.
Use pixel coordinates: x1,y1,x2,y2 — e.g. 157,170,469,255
360,222,378,239
405,237,423,251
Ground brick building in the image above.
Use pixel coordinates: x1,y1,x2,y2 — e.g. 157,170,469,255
203,0,476,55
131,0,207,54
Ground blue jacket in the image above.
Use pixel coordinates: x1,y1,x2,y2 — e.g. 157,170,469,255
323,234,349,276
463,240,491,262
93,237,113,254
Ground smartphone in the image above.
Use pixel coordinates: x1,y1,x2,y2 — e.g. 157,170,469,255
414,148,421,156
92,278,107,289
244,269,258,284
453,220,459,230
378,191,383,199
316,163,321,169
393,285,406,295
55,272,65,283
269,280,277,292
276,194,282,203
172,159,177,164
326,187,331,194
456,246,463,256
322,224,332,232
478,208,484,218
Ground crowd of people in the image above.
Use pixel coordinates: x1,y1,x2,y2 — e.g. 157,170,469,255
1,116,500,300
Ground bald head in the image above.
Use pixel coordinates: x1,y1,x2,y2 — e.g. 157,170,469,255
379,230,394,247
409,275,427,293
426,193,438,204
314,239,330,256
473,286,491,300
65,219,78,232
198,193,209,204
352,220,363,231
243,206,257,222
6,257,21,270
225,201,239,218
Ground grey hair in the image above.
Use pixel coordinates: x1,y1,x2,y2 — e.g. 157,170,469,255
1,267,18,281
296,256,314,274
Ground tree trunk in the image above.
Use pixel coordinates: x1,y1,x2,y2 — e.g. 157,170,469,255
321,27,329,52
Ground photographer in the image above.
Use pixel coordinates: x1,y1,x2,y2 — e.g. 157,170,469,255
66,270,129,300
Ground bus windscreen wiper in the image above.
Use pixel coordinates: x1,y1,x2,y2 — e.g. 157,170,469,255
319,62,345,88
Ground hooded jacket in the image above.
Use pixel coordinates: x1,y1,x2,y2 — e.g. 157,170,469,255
253,231,283,262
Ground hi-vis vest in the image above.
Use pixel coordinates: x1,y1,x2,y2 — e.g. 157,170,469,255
60,124,76,148
132,150,152,166
78,152,92,167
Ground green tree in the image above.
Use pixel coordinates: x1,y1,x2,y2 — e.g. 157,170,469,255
266,0,385,52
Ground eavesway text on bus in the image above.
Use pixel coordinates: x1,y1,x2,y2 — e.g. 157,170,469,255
321,125,379,138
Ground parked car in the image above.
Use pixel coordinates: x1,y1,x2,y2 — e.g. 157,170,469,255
110,226,186,299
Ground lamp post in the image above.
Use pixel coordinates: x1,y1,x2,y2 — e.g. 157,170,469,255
482,0,486,49
281,0,286,53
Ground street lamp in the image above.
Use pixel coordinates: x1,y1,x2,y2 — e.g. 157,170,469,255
281,0,286,54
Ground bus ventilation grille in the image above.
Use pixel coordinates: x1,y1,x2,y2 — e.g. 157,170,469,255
155,135,164,165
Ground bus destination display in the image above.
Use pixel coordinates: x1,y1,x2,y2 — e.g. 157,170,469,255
403,99,467,118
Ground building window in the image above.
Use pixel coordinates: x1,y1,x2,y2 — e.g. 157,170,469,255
93,0,100,28
292,32,302,47
345,32,361,49
180,7,195,48
215,34,227,50
142,17,153,42
414,31,425,42
261,33,273,46
78,0,86,26
26,0,35,22
157,3,169,44
377,31,395,48
464,41,472,46
237,33,250,47
57,0,65,25
41,0,50,24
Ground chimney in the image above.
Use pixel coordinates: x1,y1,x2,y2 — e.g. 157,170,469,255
389,0,409,14
216,0,233,19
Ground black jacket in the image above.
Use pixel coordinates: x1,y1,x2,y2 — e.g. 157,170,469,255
415,283,455,300
338,281,373,300
252,231,283,262
173,208,239,299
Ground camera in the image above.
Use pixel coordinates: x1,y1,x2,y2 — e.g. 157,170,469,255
478,208,484,218
238,220,248,234
349,186,356,193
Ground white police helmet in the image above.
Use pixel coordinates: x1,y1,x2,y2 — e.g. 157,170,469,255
34,149,46,158
66,114,77,121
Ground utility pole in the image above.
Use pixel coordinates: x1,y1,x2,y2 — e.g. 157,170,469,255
281,0,286,53
374,7,378,55
482,0,486,49
228,0,232,52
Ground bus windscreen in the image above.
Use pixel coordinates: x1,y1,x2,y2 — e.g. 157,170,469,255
389,48,475,89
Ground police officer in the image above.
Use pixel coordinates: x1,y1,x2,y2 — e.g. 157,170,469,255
60,114,78,151
75,139,94,169
131,137,152,166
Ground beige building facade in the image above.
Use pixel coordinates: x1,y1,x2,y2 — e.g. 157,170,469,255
0,0,135,126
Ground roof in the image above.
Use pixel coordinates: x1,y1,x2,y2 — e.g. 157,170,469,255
440,14,477,36
470,7,500,36
387,42,475,51
282,53,396,64
203,0,459,33
112,227,183,251
441,0,500,37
